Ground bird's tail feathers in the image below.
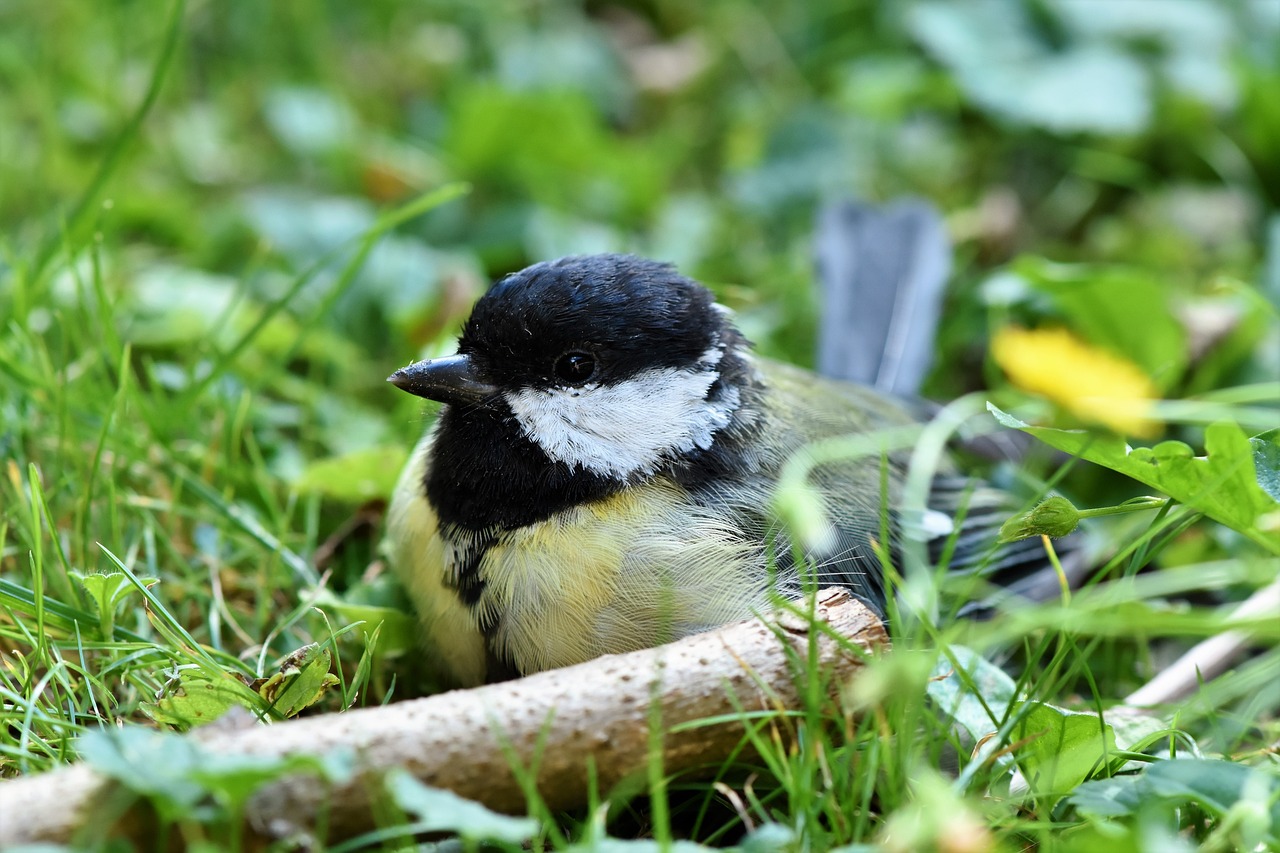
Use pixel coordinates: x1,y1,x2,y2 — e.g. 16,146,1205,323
813,198,951,397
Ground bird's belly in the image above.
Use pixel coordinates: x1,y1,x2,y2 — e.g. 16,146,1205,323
472,480,773,679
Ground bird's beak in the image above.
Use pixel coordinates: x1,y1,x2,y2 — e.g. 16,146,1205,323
387,354,499,406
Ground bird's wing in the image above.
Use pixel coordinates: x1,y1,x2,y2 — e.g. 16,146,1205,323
744,359,1085,615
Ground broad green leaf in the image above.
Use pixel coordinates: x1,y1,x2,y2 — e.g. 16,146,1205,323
1145,759,1280,829
76,727,206,819
141,669,264,730
292,445,407,502
1068,774,1147,819
1011,701,1118,795
250,644,340,719
388,769,538,844
262,86,356,156
189,749,350,813
311,587,416,655
1252,429,1280,502
79,726,354,825
928,646,1018,752
990,406,1280,553
1069,759,1280,846
908,1,1151,134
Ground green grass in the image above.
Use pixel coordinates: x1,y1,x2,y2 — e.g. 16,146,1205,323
2,0,1279,850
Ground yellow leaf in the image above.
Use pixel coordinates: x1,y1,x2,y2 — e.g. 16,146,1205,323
993,326,1159,438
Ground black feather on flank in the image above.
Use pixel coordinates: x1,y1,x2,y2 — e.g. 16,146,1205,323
443,531,494,607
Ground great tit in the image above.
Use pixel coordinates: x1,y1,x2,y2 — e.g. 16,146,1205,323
386,250,1063,687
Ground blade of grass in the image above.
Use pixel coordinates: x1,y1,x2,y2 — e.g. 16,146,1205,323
26,0,187,289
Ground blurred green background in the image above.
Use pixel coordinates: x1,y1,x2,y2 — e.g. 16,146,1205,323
6,0,1277,375
2,4,1280,847
1,0,1278,718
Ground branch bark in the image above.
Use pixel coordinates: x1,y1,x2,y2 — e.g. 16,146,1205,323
0,588,887,847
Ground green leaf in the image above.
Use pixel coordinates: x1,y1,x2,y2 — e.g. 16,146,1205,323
1145,759,1280,826
1069,759,1280,845
189,749,347,814
141,668,264,730
79,726,354,825
990,406,1280,553
1068,774,1147,819
1251,429,1280,502
250,644,340,719
72,570,156,639
908,1,1151,134
928,646,1018,753
76,727,206,819
310,587,416,655
72,571,138,615
291,445,407,502
1012,702,1118,795
739,823,799,853
387,769,538,844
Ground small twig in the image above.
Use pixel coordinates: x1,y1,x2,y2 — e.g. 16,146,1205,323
1125,573,1280,707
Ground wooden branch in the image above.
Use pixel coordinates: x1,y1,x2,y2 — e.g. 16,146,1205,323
0,588,887,847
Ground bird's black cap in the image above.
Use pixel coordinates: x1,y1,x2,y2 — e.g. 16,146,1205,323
457,254,728,389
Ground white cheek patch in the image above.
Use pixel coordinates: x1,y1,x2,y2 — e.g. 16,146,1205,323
504,357,739,479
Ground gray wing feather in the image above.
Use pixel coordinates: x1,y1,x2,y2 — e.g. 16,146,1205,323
814,198,951,396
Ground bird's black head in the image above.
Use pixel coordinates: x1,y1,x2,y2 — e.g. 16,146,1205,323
391,254,760,531
458,254,731,392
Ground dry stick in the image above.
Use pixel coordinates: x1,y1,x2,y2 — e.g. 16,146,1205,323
0,588,887,848
1125,572,1280,707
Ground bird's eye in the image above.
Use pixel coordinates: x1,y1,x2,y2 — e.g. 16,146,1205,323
554,350,596,385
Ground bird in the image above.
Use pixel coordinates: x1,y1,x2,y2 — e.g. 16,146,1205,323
386,207,1067,687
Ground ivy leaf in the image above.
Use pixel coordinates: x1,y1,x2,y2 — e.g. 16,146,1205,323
990,406,1280,553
